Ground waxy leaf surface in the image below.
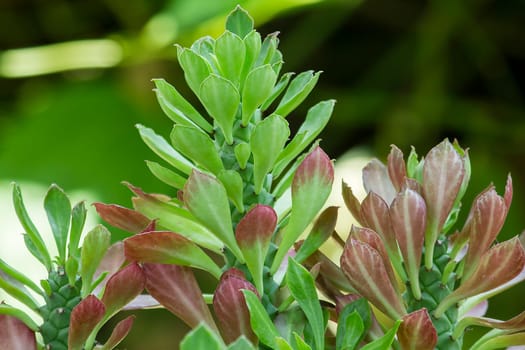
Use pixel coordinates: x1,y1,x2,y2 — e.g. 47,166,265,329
274,70,321,118
0,314,37,350
68,295,105,350
398,309,437,350
98,315,135,350
226,6,254,39
242,65,277,125
363,159,397,205
94,203,150,234
101,263,145,317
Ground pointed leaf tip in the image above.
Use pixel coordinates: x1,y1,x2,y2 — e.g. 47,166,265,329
68,295,105,350
398,309,437,350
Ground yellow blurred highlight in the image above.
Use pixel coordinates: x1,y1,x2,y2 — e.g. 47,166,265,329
0,39,123,78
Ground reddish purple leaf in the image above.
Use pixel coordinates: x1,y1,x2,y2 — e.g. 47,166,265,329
387,145,407,192
340,239,406,320
398,309,437,350
363,158,397,205
68,295,106,350
143,263,217,331
342,181,364,225
271,146,334,273
94,203,150,233
99,315,135,350
93,242,125,295
360,191,397,254
101,263,145,317
302,249,354,294
124,231,222,278
213,268,258,344
504,174,513,210
422,140,465,266
390,189,426,298
0,315,37,350
334,294,361,315
437,237,525,317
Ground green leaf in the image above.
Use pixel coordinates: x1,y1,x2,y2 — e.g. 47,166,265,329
261,72,293,111
217,170,245,213
0,304,39,331
69,201,86,260
256,33,278,67
234,142,251,169
274,71,321,118
227,336,255,350
12,183,51,270
171,125,224,174
241,30,262,84
137,124,194,175
286,258,324,350
80,225,111,297
0,258,43,296
251,114,290,194
153,78,213,133
275,337,294,350
242,290,279,349
184,170,244,262
336,311,364,350
65,255,79,286
242,65,278,126
226,6,254,39
177,47,212,97
199,74,240,145
0,270,40,311
146,160,187,189
295,206,338,263
360,320,401,350
180,323,226,350
294,332,313,350
273,100,334,178
215,31,246,85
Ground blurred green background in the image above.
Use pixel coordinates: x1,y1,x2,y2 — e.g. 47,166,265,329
1,0,524,348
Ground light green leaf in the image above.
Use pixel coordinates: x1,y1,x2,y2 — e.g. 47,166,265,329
177,47,212,97
145,160,187,189
261,72,293,111
242,65,277,126
226,6,254,39
153,78,212,133
336,311,364,350
215,31,245,85
294,332,313,350
180,323,226,350
274,71,321,118
242,290,279,349
241,30,262,84
217,170,244,213
69,201,86,260
0,270,40,311
286,258,324,350
251,114,290,194
273,100,335,178
275,337,294,350
12,183,51,270
0,258,43,296
360,320,401,350
170,125,224,175
255,33,278,67
227,336,256,350
137,124,194,175
234,142,251,169
80,225,111,297
44,184,71,262
199,74,240,145
0,304,39,331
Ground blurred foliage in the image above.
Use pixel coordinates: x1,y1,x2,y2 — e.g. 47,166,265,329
1,0,524,348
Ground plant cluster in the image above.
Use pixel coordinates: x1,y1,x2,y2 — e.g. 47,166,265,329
2,6,525,350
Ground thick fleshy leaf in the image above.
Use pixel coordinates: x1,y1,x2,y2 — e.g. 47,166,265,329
215,31,245,85
180,324,225,350
286,258,325,350
463,187,507,280
455,309,525,340
124,231,222,279
242,290,279,348
336,298,371,350
242,65,277,125
68,200,86,259
217,169,245,212
69,295,106,350
177,47,212,97
236,205,277,293
387,145,407,192
12,183,51,270
272,147,334,273
226,5,253,38
390,189,427,299
98,315,135,350
274,70,321,118
261,72,292,111
302,250,355,294
228,336,256,350
234,142,251,169
295,206,338,263
199,74,239,144
0,314,37,350
350,226,398,294
255,33,278,67
342,181,364,225
398,309,437,350
146,160,187,189
143,263,217,331
213,269,258,344
340,239,406,320
127,183,223,252
170,125,224,174
94,203,150,233
93,242,125,295
44,184,71,261
101,263,145,317
136,124,194,175
152,78,212,133
80,225,111,296
436,237,525,317
251,114,290,193
363,159,397,205
240,30,262,83
361,320,401,350
504,173,513,210
360,191,397,257
273,100,335,178
184,170,244,262
0,270,39,311
422,139,465,268
0,258,43,297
